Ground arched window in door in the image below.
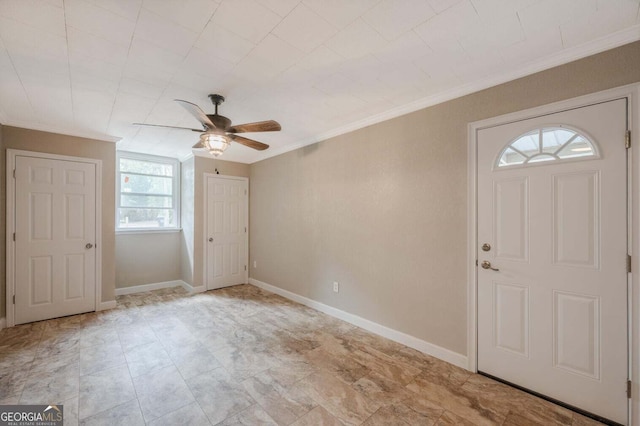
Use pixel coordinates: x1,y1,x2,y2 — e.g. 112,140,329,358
497,127,598,168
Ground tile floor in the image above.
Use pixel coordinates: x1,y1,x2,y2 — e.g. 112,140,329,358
0,284,603,425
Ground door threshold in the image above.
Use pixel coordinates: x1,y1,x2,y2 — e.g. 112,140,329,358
478,371,624,426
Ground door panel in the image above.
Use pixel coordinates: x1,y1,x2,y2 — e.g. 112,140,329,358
494,177,529,261
205,176,248,290
477,99,628,423
15,156,96,324
552,171,599,267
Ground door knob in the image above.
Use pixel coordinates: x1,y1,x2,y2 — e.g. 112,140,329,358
208,238,213,242
85,243,94,249
481,260,499,271
481,243,491,252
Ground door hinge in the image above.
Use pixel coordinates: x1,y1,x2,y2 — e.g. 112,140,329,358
475,259,478,266
625,130,631,149
12,169,15,178
627,254,632,273
244,189,247,196
12,295,15,304
627,380,632,398
244,265,247,271
12,232,15,242
244,227,247,233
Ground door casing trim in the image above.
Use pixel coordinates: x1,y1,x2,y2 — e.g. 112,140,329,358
467,84,639,425
202,173,249,291
6,149,103,327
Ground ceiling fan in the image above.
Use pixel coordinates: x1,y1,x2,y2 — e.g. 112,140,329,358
134,94,281,156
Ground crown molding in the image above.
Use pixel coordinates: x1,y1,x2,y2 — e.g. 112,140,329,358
1,120,121,143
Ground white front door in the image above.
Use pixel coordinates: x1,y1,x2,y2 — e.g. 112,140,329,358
205,175,248,290
477,99,628,423
14,155,97,325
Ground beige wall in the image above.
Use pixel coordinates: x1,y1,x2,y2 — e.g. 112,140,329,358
193,156,249,287
249,41,640,356
0,126,116,317
180,157,195,285
115,232,181,288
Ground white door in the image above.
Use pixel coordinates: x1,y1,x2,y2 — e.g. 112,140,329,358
14,155,97,324
477,99,628,423
205,175,248,290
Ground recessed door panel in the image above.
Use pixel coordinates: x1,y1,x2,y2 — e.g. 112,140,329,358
553,291,600,379
30,193,53,241
65,194,85,239
65,254,85,300
494,177,528,261
30,166,52,184
65,169,85,185
493,283,529,357
553,171,599,268
30,256,52,305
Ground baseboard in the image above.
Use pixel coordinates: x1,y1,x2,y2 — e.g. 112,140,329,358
98,300,116,311
0,317,6,330
181,282,206,293
115,280,188,296
249,278,468,369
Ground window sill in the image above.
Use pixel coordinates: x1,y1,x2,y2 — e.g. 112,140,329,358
116,228,182,235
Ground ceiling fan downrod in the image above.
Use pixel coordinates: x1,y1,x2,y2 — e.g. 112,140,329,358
209,94,225,115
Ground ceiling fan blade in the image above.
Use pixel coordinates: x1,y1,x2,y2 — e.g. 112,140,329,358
133,123,203,132
228,120,281,133
175,99,216,129
232,135,269,151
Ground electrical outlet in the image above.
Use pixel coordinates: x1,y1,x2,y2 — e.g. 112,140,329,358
333,282,339,293
253,261,257,268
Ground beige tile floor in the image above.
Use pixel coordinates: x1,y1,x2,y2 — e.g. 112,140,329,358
0,284,603,425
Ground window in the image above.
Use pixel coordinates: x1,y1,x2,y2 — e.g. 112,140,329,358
497,127,598,168
117,152,180,231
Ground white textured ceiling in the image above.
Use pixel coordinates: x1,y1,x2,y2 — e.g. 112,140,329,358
0,0,638,163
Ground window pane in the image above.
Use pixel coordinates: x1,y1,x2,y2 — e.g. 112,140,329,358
118,208,176,228
511,131,539,157
121,194,172,208
121,174,172,195
557,136,595,159
541,128,574,154
499,148,526,166
120,158,173,176
542,128,575,154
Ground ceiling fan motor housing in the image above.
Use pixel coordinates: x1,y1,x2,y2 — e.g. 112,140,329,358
208,114,232,130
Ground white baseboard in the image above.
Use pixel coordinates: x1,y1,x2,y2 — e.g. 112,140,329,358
187,284,206,293
115,280,205,296
98,301,117,311
115,280,186,296
0,317,6,330
249,278,468,369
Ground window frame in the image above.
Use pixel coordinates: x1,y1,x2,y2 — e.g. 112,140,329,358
116,151,181,233
495,125,600,170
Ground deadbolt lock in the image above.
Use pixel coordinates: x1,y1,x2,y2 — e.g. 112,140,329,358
482,243,491,252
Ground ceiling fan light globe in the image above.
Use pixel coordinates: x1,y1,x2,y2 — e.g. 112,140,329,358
200,133,231,156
